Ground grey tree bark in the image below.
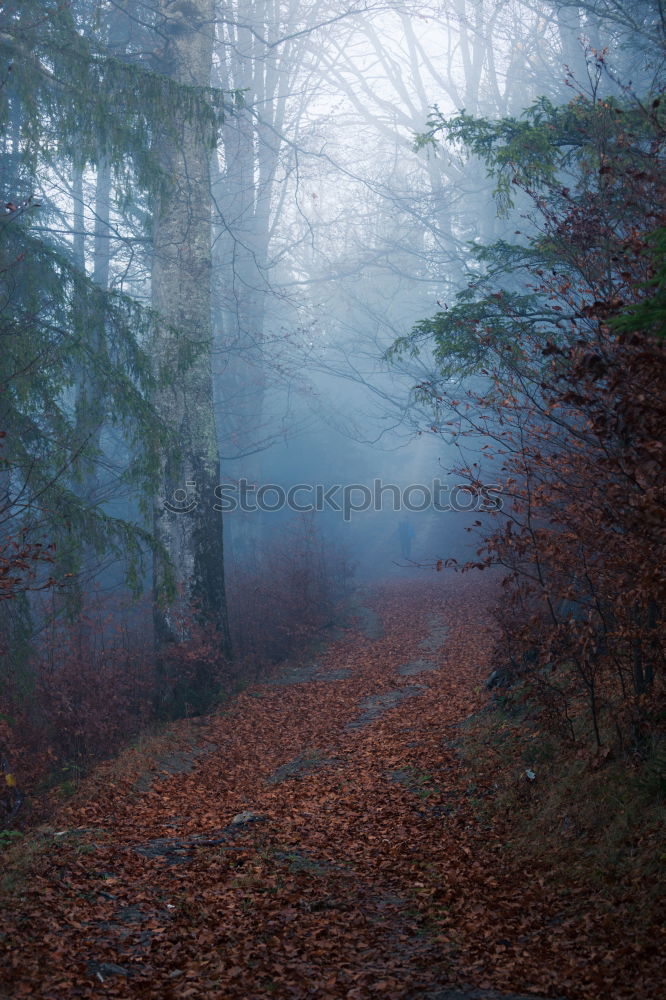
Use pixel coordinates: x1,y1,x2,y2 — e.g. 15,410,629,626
151,0,231,656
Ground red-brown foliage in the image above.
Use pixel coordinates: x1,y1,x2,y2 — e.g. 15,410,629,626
448,92,666,749
226,515,354,666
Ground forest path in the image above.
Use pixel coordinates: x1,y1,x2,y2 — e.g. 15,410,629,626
2,575,568,1000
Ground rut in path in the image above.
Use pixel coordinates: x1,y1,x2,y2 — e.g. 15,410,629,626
3,575,572,999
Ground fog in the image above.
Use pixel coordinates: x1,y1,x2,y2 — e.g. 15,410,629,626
203,0,621,583
2,0,662,651
3,7,665,988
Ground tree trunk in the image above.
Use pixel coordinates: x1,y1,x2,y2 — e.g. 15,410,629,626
151,0,231,658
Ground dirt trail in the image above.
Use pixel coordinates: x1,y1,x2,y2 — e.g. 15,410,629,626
2,575,573,999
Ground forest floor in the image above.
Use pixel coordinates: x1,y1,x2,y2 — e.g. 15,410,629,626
1,574,663,999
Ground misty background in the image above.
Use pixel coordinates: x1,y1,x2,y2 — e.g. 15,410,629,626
1,0,662,693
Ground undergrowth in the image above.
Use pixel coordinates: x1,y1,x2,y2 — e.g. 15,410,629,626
458,672,666,923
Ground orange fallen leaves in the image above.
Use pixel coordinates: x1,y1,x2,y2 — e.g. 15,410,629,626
0,575,663,998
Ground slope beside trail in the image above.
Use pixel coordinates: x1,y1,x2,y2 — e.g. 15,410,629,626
0,574,642,999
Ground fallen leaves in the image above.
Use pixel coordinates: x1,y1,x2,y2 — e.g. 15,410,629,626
0,575,663,998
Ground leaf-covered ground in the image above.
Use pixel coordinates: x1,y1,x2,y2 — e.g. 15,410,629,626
1,575,663,999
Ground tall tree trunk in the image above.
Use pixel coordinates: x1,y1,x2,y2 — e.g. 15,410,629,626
72,159,110,507
151,0,231,657
211,118,270,566
557,5,590,93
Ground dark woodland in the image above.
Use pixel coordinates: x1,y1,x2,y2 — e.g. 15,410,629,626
0,2,664,997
